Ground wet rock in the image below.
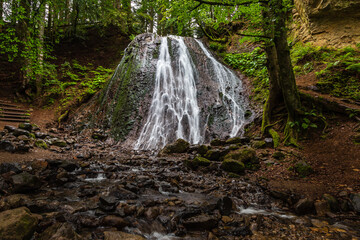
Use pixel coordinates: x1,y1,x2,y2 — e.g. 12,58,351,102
224,147,257,164
160,139,190,154
0,207,38,240
0,194,32,211
39,222,81,240
59,161,78,172
110,187,138,200
34,132,48,139
51,139,67,147
0,140,16,152
103,231,145,240
144,206,160,220
322,194,340,212
31,160,48,171
18,123,33,132
101,215,129,229
217,196,233,216
204,148,229,161
0,162,22,174
294,161,313,177
11,172,41,193
160,182,179,193
294,198,315,215
4,125,16,132
183,213,219,230
314,200,330,217
99,196,119,211
12,128,30,137
15,143,30,153
187,156,211,169
350,193,360,213
210,139,226,146
221,159,245,174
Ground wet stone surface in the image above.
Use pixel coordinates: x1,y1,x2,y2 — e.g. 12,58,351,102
0,145,359,240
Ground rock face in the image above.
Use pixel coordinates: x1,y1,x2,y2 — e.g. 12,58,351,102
0,207,38,240
294,0,360,47
80,33,252,150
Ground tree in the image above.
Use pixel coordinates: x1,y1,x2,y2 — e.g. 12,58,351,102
157,0,303,144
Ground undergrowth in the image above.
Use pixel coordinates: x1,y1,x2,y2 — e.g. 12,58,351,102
42,60,113,114
224,47,269,103
291,42,360,101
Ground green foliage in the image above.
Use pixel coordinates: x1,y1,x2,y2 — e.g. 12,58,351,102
291,43,360,101
43,61,112,113
224,47,269,103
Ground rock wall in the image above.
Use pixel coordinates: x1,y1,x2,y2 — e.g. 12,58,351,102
293,0,360,47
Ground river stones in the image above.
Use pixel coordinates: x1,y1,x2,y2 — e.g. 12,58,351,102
0,163,22,174
39,222,81,240
183,213,219,230
0,207,38,240
104,231,145,240
11,172,41,193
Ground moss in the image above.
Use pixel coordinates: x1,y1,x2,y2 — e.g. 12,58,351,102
187,156,211,169
221,159,245,174
251,140,266,149
204,148,229,161
29,133,36,139
210,138,226,146
294,161,313,177
269,128,280,148
224,147,257,164
197,145,209,156
35,140,48,149
52,140,67,148
160,139,190,154
225,137,243,145
272,151,285,160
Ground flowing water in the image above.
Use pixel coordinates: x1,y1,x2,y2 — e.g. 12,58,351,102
135,36,250,150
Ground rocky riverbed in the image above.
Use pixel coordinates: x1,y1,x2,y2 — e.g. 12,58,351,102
0,124,360,239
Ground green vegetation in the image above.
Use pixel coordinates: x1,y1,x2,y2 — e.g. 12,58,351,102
291,43,360,101
42,61,113,114
224,47,269,103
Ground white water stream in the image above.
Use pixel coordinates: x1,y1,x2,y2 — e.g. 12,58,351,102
135,36,249,150
135,37,201,150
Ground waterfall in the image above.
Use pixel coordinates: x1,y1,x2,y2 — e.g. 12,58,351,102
135,36,201,150
195,39,248,137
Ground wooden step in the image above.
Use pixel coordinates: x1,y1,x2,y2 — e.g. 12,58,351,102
0,112,30,117
0,101,19,108
0,118,29,123
0,107,30,113
0,115,30,120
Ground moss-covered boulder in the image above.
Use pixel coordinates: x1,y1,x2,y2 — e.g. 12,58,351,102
160,139,190,155
51,139,67,148
294,161,313,177
204,148,229,161
225,137,245,145
251,140,266,149
210,138,226,146
224,147,257,164
0,207,38,240
196,145,209,156
187,156,211,169
35,140,48,149
221,159,245,174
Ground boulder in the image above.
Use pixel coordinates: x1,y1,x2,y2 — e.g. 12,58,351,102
350,193,360,213
210,138,226,146
0,140,16,152
251,140,266,149
101,215,129,229
34,140,48,149
104,231,145,240
39,222,81,240
196,145,209,156
187,156,211,169
294,161,313,177
18,123,33,132
221,159,245,174
160,139,190,154
51,139,67,147
0,207,38,240
224,147,257,164
225,137,249,145
4,125,16,132
183,213,219,230
0,163,22,174
12,128,30,137
314,200,330,217
322,194,340,212
11,172,41,193
204,148,229,161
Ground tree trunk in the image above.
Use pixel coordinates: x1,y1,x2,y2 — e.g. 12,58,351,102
17,0,31,92
36,4,46,97
0,0,3,20
72,1,80,37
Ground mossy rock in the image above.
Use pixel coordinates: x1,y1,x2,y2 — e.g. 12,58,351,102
51,139,67,148
204,148,229,161
224,147,257,164
225,137,243,145
251,140,266,149
35,140,48,149
269,129,280,148
187,156,211,169
197,145,209,156
210,138,226,146
272,151,285,160
294,161,313,177
221,159,245,174
0,207,38,240
160,139,190,154
322,194,340,212
18,123,33,132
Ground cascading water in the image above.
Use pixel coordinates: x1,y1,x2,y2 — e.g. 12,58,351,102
135,36,201,150
195,40,248,137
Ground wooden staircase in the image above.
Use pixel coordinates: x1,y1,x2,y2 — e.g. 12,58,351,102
0,100,31,123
